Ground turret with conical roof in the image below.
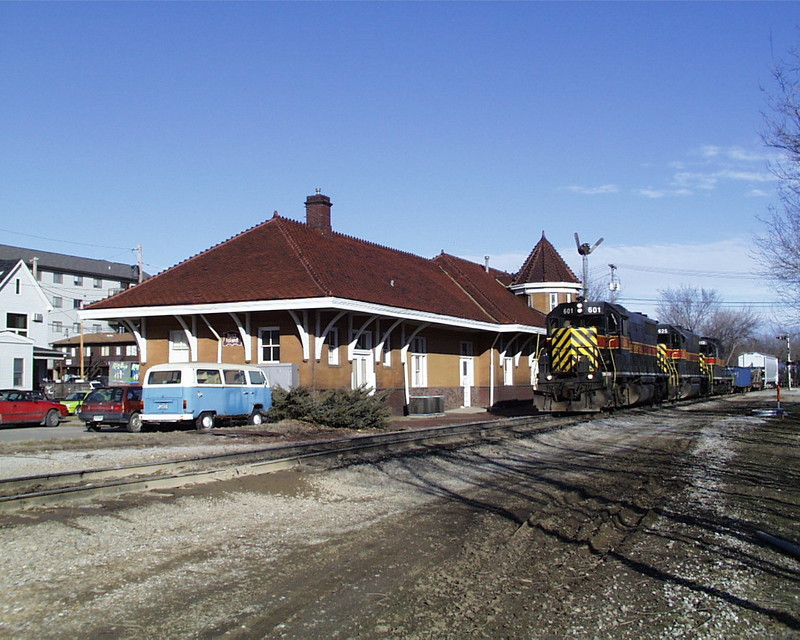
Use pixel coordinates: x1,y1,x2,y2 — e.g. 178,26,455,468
509,232,581,314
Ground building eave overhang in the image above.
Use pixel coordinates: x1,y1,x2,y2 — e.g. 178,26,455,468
79,297,544,334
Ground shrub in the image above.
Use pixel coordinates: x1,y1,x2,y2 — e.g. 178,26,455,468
269,385,391,430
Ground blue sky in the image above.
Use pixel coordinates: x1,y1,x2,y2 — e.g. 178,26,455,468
1,2,797,323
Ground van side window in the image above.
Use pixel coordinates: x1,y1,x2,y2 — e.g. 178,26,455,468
248,370,266,386
197,369,222,385
148,370,181,385
224,370,245,385
127,387,142,401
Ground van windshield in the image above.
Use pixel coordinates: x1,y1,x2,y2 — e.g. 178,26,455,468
148,370,181,385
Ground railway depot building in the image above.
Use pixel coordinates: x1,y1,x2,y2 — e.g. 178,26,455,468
81,193,580,414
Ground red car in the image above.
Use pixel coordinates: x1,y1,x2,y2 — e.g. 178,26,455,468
78,386,144,432
0,389,69,427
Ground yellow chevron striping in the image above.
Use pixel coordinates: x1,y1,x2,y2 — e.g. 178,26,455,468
551,327,599,372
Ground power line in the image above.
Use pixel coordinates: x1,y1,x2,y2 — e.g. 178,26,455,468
610,263,761,280
620,296,784,308
0,227,132,252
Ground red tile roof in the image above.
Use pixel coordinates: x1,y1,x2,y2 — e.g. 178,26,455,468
433,253,545,326
513,232,579,285
89,214,544,327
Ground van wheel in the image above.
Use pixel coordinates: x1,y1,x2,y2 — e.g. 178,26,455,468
197,412,215,431
44,409,60,427
248,410,267,426
127,412,142,433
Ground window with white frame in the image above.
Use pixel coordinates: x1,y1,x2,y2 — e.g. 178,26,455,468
74,275,83,286
326,328,340,365
73,322,81,334
6,313,27,337
353,330,372,351
84,346,91,357
52,321,63,333
101,345,111,357
53,272,63,284
549,293,558,310
13,358,23,387
258,327,280,363
93,278,102,288
410,336,428,388
52,296,63,308
126,345,138,357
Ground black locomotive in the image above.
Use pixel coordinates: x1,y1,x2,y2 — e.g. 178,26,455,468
534,299,732,412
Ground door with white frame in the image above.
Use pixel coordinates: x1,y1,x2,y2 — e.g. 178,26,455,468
459,341,475,407
351,331,376,393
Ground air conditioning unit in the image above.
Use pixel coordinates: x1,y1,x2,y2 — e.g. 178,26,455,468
407,395,445,415
33,313,44,323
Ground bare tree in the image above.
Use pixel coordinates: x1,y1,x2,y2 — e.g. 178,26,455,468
755,45,800,317
655,285,722,332
707,308,762,364
656,285,760,363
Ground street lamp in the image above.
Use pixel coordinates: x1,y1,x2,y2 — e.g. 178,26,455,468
776,334,792,390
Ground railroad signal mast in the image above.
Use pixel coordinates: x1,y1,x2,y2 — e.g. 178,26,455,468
574,232,603,300
608,263,620,304
776,333,792,390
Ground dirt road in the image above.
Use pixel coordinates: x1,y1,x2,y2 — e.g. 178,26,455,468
1,393,798,639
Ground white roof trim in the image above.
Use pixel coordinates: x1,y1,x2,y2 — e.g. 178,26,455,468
79,296,545,334
509,281,581,295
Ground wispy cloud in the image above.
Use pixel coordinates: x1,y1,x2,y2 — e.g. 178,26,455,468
563,184,619,195
636,187,692,199
562,144,774,201
699,145,772,162
639,144,775,198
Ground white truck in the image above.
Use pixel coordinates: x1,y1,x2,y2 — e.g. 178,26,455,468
737,352,779,388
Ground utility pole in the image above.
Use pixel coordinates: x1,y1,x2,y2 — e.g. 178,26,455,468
135,245,143,284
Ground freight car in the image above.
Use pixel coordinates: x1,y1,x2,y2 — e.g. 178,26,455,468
534,299,733,412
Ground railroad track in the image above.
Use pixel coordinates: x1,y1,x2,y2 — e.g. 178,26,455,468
0,413,592,512
2,392,748,513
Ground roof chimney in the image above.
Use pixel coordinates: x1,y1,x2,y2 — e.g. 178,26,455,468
305,189,332,233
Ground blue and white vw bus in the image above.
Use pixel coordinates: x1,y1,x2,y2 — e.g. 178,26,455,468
142,362,272,430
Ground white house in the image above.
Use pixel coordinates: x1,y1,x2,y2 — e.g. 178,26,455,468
0,244,145,345
0,259,61,388
0,331,35,388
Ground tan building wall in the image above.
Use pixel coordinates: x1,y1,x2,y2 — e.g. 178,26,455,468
138,310,541,413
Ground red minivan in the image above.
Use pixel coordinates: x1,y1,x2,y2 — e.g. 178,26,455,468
78,386,144,432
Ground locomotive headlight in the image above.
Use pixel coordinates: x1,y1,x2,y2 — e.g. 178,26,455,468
546,374,553,381
587,373,594,380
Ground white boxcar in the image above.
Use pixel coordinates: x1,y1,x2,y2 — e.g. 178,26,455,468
737,352,779,388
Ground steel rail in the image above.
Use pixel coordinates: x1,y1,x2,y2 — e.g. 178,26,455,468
0,393,745,513
0,414,584,512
